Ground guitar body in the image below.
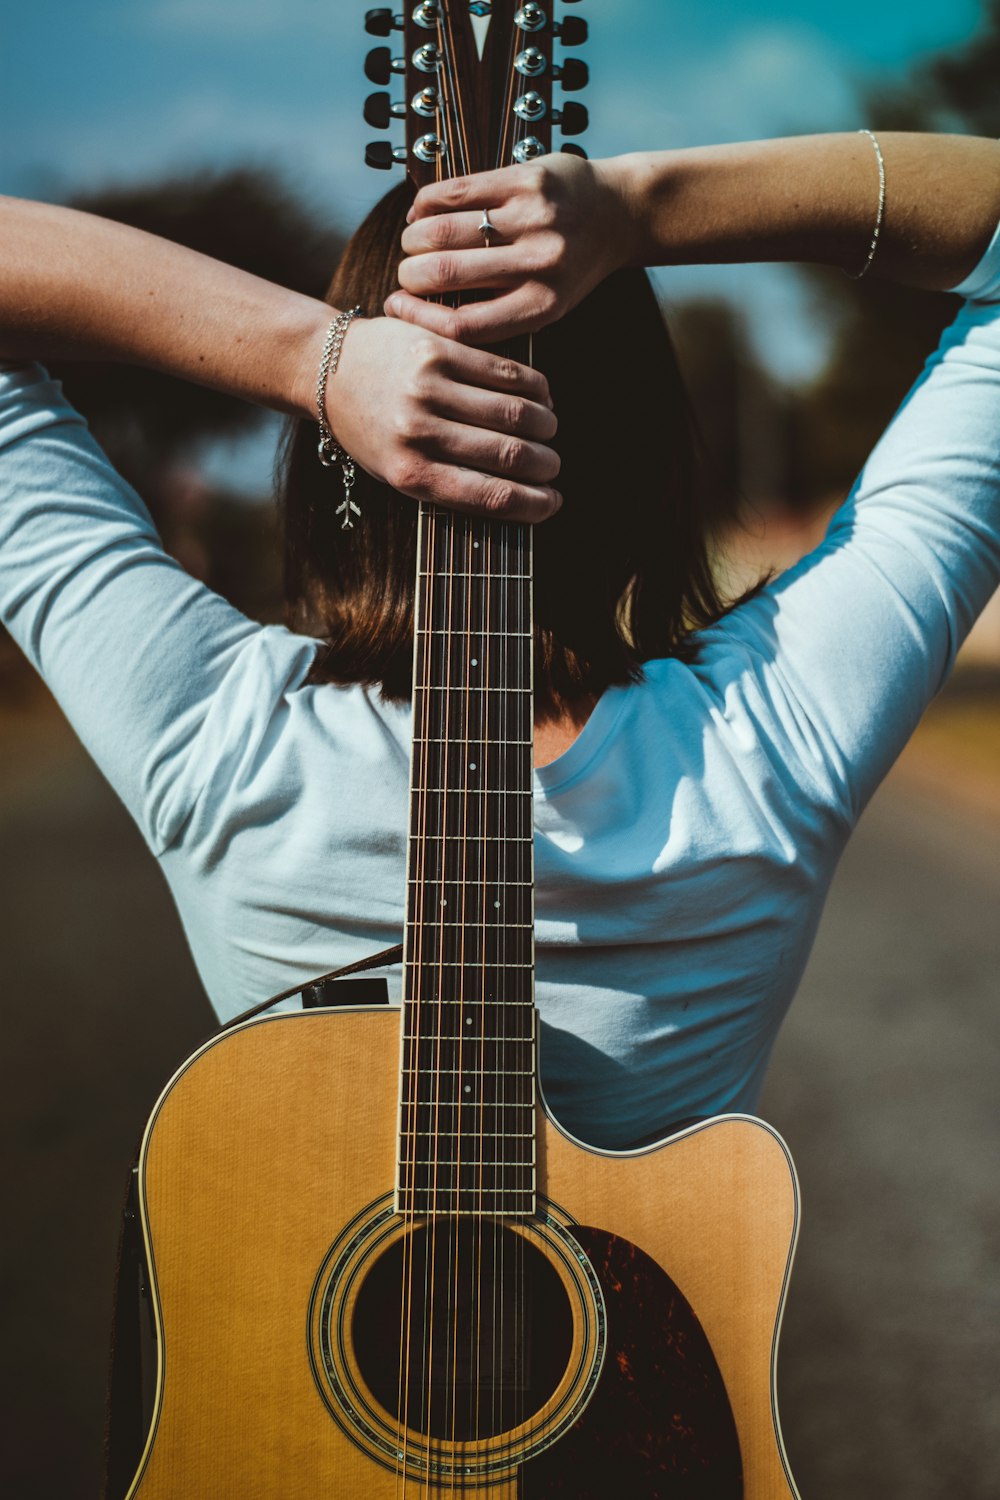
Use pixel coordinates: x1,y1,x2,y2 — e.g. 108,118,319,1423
126,1006,800,1499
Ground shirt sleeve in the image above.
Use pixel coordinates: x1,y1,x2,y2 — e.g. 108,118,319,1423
715,214,1000,824
0,363,319,853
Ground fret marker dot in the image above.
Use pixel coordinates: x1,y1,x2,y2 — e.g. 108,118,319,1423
470,762,477,771
494,900,501,909
473,541,480,549
464,1084,472,1094
471,658,478,667
465,1016,473,1026
441,898,447,907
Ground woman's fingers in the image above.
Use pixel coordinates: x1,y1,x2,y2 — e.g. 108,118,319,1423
437,341,552,406
407,166,527,223
416,419,560,487
425,378,554,441
385,286,555,345
401,209,515,257
397,246,531,298
408,461,562,523
430,383,557,442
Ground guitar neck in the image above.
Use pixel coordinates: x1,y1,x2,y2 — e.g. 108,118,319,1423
398,504,536,1219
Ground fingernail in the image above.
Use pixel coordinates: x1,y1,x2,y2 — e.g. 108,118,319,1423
385,294,400,315
406,208,415,223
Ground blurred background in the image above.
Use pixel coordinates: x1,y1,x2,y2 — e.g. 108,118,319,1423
1,2,998,1496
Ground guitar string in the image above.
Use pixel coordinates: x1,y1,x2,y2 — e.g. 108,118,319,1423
400,11,543,1488
407,501,440,1488
447,511,472,1488
398,495,422,1500
475,517,493,1459
436,15,468,1488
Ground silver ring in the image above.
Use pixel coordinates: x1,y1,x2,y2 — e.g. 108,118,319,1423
478,210,499,247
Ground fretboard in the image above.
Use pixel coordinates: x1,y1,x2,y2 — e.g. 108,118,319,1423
398,505,535,1219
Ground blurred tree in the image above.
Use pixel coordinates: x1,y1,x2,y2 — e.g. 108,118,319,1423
793,0,1000,505
27,169,348,628
50,167,344,496
670,297,810,525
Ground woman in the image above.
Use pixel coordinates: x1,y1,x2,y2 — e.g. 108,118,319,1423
1,132,999,1152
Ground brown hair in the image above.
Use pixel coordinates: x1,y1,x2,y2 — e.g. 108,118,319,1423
278,181,742,721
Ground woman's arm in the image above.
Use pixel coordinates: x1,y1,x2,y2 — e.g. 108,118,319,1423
0,195,561,519
388,133,1000,343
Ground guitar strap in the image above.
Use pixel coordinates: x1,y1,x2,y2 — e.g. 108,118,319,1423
102,941,404,1500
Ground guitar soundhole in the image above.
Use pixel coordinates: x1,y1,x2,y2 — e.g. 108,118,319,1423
352,1218,574,1440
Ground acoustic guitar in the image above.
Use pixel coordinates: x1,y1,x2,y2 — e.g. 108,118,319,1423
124,5,801,1495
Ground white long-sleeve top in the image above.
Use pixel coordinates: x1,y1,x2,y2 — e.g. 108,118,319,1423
2,229,999,1148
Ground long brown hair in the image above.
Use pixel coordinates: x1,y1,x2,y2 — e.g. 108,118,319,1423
278,182,742,721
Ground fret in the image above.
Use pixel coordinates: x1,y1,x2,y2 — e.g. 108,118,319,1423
407,878,532,887
413,912,536,924
407,961,533,970
418,685,532,694
419,571,532,580
401,1162,534,1173
416,629,533,639
410,833,533,844
400,1130,535,1139
407,842,532,885
418,788,532,798
402,1067,534,1077
411,736,532,746
400,1167,536,1184
401,1101,533,1111
402,1187,535,1198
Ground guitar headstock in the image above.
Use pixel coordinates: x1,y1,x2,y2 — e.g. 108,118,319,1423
363,1,589,185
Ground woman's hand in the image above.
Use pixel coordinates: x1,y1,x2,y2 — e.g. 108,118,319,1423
323,314,562,521
385,154,643,345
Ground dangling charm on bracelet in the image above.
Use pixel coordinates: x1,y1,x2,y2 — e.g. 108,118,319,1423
335,456,361,530
316,305,363,529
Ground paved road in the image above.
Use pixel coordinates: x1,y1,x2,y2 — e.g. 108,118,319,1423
1,705,997,1499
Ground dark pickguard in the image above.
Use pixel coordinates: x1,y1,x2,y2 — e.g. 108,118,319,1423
520,1226,743,1499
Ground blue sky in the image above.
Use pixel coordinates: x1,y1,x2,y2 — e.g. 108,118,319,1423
0,0,987,482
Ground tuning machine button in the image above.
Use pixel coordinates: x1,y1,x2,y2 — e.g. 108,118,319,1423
561,144,588,159
364,47,405,83
364,92,407,128
365,141,408,170
513,91,547,123
413,133,448,164
553,102,588,135
364,8,403,34
412,42,441,72
515,46,547,78
554,16,588,44
411,85,440,118
513,136,547,163
554,58,588,91
515,4,547,32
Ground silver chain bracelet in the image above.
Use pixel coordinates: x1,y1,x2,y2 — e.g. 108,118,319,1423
316,305,363,529
846,129,886,281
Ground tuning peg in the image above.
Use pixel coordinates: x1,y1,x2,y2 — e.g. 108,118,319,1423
364,48,406,85
554,102,588,135
554,16,588,45
365,141,407,170
561,144,588,159
554,59,588,91
365,47,391,84
364,92,390,128
365,92,406,126
364,7,402,34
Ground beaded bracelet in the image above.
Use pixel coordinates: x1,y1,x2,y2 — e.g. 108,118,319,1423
846,129,886,281
316,306,363,529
